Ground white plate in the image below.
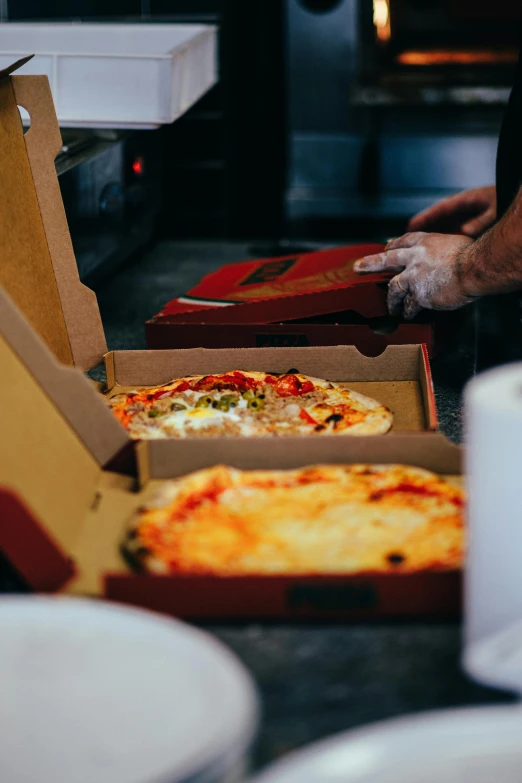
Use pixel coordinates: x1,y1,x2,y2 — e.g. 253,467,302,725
252,706,522,783
0,596,257,783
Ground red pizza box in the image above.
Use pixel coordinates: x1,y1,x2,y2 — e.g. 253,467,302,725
145,248,462,357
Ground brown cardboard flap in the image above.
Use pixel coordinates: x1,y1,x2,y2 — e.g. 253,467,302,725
0,55,35,81
0,286,128,467
137,433,462,485
0,72,107,370
0,333,101,555
13,75,107,370
0,76,72,366
106,344,424,386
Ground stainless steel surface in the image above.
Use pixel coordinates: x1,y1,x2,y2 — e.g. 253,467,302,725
56,130,123,177
352,84,512,107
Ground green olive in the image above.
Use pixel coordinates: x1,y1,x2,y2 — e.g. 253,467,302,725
148,408,164,418
241,390,255,401
247,398,265,411
220,394,238,403
216,399,231,412
195,395,213,408
170,403,187,411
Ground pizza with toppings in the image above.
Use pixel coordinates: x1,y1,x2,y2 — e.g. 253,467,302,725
107,370,393,439
122,464,464,575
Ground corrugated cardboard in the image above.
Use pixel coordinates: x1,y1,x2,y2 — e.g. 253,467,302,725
104,343,437,439
0,67,105,370
1,383,462,619
0,278,461,619
0,281,437,489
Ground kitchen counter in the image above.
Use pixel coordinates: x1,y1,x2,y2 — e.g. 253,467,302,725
2,240,512,769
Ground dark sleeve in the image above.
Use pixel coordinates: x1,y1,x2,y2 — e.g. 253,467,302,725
496,15,522,218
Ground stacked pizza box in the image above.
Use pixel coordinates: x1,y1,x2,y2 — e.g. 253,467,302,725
145,244,464,357
0,59,463,620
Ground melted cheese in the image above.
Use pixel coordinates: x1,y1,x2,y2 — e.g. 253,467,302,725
130,464,465,575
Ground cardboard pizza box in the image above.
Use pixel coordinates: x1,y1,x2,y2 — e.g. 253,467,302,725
0,60,437,475
0,328,462,619
0,281,438,475
145,249,463,358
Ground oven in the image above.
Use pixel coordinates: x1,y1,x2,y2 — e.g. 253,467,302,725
57,128,163,285
287,0,520,235
361,0,520,88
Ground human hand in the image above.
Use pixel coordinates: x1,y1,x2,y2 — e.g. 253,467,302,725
408,186,496,238
354,232,477,319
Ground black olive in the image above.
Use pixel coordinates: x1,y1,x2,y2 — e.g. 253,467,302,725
387,552,405,565
325,413,343,423
286,368,299,374
314,424,326,432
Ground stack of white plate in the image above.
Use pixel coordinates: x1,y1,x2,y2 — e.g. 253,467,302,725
0,597,258,783
252,706,522,783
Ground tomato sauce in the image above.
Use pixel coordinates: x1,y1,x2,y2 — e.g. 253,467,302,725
269,374,314,396
299,409,318,425
370,482,464,507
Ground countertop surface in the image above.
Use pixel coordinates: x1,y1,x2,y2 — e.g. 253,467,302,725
3,240,512,770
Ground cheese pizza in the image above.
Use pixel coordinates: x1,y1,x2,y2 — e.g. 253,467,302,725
122,464,464,575
107,370,393,439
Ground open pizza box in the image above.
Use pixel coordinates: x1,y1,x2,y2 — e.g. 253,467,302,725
0,302,462,618
0,60,439,478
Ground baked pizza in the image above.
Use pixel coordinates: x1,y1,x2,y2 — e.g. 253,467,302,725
107,370,392,439
122,464,464,575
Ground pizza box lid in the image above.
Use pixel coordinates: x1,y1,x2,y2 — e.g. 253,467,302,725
149,245,392,326
0,597,258,783
0,58,106,372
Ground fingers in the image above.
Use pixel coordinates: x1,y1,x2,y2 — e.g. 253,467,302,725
354,248,408,274
386,232,426,251
407,193,463,231
403,293,422,320
461,207,496,238
388,274,423,319
408,210,434,232
387,274,408,316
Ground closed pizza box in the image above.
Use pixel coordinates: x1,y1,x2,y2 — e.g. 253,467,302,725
145,250,463,358
0,60,437,478
0,348,463,618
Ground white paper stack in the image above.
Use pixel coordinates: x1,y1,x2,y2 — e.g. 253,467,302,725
464,363,522,653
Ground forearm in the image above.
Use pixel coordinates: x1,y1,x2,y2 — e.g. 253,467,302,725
459,187,522,297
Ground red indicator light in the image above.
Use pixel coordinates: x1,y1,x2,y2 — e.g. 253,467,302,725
132,157,144,175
